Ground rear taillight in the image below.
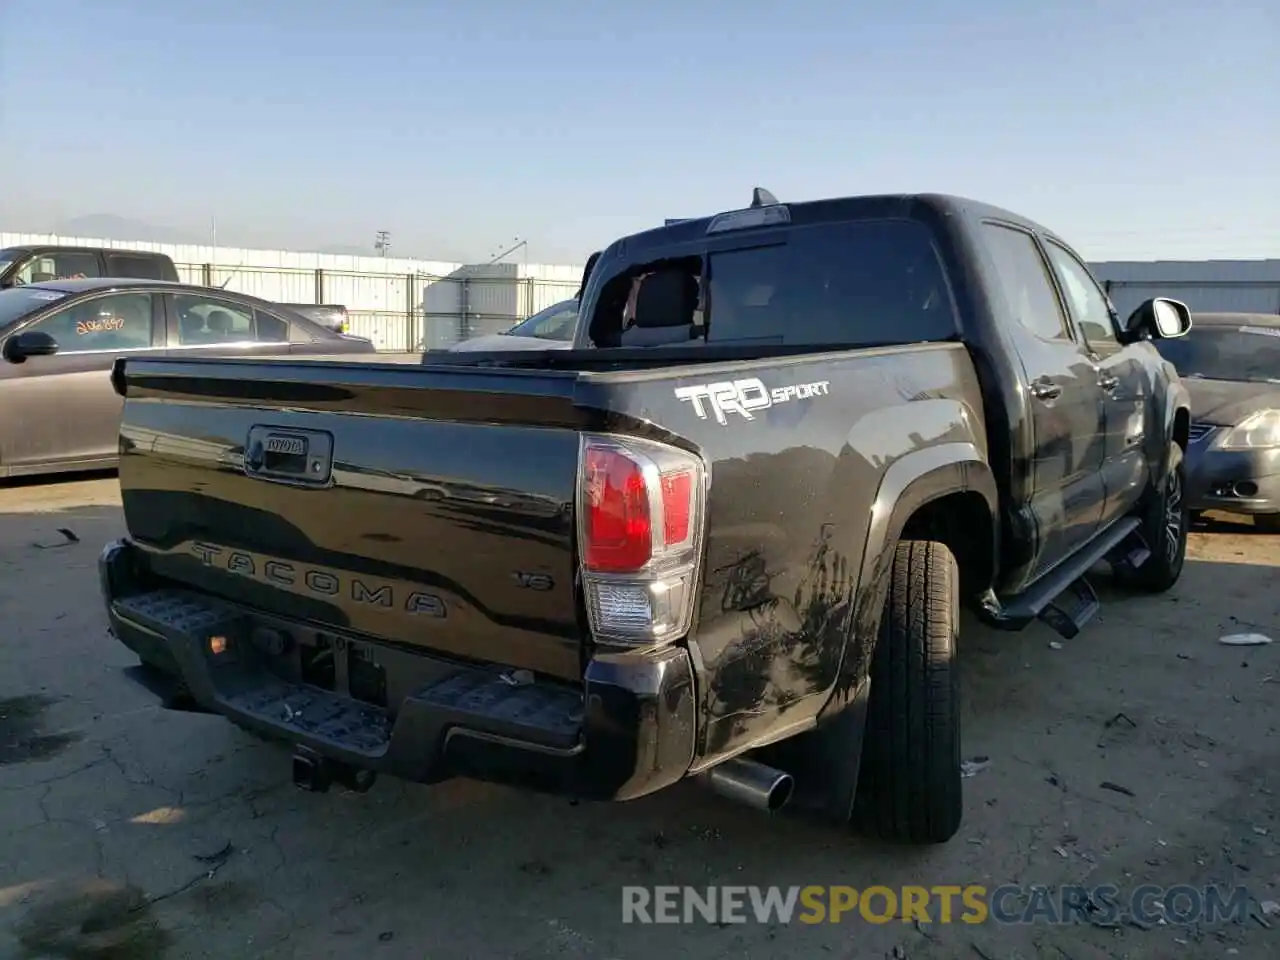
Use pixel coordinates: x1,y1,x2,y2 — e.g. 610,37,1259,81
577,434,706,648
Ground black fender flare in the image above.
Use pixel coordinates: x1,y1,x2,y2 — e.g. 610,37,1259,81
851,441,998,657
800,442,997,823
811,441,1004,710
1156,381,1192,490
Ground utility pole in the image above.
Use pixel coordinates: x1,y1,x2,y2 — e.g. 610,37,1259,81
374,231,391,257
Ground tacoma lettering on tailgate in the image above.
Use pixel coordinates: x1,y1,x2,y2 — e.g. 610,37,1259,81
189,542,446,616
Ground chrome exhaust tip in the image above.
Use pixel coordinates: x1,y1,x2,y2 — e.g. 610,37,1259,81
701,757,794,813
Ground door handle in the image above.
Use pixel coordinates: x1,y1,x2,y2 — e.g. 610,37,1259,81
1030,378,1062,401
1097,372,1120,391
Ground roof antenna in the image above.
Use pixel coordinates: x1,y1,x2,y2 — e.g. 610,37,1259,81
751,187,779,208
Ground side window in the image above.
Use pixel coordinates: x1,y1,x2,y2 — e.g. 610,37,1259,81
106,255,168,281
981,224,1070,341
23,293,156,353
15,251,102,284
1043,241,1118,349
254,309,290,342
287,316,318,343
175,294,284,345
705,220,956,347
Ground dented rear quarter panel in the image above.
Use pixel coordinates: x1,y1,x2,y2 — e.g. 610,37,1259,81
578,342,991,765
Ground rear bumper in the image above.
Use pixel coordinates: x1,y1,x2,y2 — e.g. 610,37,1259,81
99,538,696,801
1184,433,1280,515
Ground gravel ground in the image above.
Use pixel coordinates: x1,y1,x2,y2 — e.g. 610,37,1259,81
0,474,1277,960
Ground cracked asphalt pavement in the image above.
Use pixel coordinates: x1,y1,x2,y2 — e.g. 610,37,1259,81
1,475,1278,959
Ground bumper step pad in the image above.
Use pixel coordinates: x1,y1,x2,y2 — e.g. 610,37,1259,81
111,587,584,757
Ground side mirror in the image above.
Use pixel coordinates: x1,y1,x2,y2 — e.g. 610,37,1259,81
3,330,60,363
1121,297,1192,342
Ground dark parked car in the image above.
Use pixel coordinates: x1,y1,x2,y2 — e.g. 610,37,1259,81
0,245,180,288
0,278,375,478
99,191,1191,845
1151,312,1280,531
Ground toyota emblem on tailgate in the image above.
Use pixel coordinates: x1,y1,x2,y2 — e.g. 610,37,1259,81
265,434,307,456
244,426,334,486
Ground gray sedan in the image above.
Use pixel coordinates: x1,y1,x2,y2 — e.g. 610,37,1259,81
0,278,376,478
448,298,578,352
1152,311,1280,531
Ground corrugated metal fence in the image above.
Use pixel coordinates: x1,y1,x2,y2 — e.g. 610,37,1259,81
178,261,579,350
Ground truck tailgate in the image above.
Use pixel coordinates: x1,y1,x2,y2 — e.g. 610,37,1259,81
113,357,590,681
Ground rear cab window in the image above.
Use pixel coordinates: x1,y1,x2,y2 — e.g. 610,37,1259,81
106,253,177,281
583,213,958,351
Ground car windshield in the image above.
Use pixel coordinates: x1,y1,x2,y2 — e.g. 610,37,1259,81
0,287,68,332
505,300,578,340
1153,324,1280,384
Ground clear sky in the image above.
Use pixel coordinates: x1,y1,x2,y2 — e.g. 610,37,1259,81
1,0,1276,265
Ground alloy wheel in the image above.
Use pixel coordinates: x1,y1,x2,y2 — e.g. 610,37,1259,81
1163,470,1184,563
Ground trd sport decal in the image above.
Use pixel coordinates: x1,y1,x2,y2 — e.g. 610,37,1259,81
674,377,831,425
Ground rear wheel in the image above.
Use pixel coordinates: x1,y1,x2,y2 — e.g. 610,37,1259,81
1121,444,1188,593
852,540,962,845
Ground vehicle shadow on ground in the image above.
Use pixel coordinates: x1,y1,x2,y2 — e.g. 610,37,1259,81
2,500,1277,959
1192,510,1273,535
0,467,118,491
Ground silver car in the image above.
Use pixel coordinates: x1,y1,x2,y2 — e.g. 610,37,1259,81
0,278,375,478
449,298,578,352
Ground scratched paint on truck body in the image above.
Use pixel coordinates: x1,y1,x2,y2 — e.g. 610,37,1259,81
592,343,986,757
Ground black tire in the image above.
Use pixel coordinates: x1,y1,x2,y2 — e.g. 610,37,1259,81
1254,514,1280,534
851,540,962,844
1122,443,1188,592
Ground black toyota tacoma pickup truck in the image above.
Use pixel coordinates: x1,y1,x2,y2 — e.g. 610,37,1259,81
98,191,1193,845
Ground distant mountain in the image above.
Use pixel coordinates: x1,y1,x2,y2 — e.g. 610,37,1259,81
50,214,205,246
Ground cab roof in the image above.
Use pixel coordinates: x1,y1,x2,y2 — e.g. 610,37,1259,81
606,192,1063,261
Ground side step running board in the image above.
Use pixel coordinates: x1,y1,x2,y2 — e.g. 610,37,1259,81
981,517,1146,638
1037,576,1099,639
1115,541,1151,574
